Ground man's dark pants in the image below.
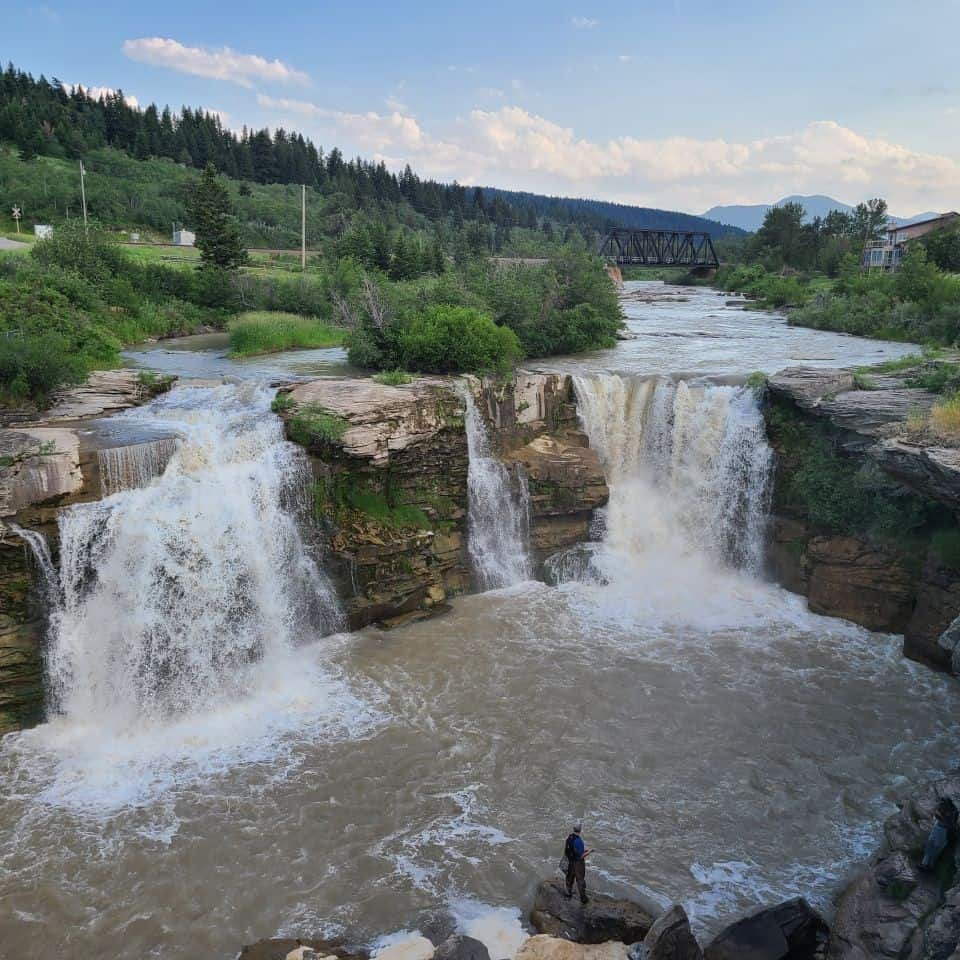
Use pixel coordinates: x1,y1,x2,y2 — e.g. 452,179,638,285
565,859,587,902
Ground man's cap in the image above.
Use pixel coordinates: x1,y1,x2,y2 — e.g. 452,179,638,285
573,822,582,833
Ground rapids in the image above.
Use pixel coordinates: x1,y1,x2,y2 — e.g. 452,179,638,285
0,283,957,960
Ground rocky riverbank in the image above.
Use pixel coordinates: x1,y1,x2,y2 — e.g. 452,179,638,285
238,773,959,960
762,365,960,675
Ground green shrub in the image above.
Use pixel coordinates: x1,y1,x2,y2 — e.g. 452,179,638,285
373,370,413,386
0,329,87,403
312,478,432,529
271,392,296,413
287,404,349,447
399,305,521,373
228,311,345,356
766,402,934,540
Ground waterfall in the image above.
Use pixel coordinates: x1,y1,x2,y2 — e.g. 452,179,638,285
461,388,531,590
7,522,58,606
98,437,179,496
568,374,773,583
43,382,343,728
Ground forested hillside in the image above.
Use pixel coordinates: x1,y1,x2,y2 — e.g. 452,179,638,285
481,187,745,238
0,62,738,245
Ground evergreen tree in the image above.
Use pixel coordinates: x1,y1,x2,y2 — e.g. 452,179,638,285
187,163,248,270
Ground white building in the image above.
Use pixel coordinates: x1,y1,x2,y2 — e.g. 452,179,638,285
172,229,195,247
34,224,53,239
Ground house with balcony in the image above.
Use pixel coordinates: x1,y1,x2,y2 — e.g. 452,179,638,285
862,211,960,270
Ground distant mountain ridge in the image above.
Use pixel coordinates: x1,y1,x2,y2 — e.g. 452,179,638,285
482,188,747,238
702,195,942,232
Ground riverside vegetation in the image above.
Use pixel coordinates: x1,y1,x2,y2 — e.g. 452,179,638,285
0,201,621,404
712,198,960,347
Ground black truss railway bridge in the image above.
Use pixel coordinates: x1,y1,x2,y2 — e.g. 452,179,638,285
598,228,719,270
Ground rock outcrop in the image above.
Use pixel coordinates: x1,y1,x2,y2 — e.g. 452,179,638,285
281,373,607,629
0,524,45,734
805,536,916,632
517,936,629,960
766,366,949,501
530,880,656,945
433,935,491,960
829,773,960,960
703,898,829,960
764,366,960,669
0,427,83,516
633,905,703,960
23,368,172,424
238,938,367,960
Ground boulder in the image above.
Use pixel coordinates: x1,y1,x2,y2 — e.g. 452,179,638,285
516,935,629,960
530,880,657,945
805,536,915,632
828,862,941,959
829,774,960,960
238,939,366,960
434,935,491,960
634,905,703,960
703,898,829,960
924,888,960,960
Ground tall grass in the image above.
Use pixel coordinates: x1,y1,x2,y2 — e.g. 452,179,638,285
931,395,960,438
228,311,346,356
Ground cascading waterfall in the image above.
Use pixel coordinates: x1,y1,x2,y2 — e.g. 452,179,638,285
97,437,180,496
43,382,342,728
568,374,773,584
461,387,531,590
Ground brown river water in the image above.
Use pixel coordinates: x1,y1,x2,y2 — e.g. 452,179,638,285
0,284,957,960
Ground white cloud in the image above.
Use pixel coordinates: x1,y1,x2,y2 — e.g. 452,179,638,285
123,37,308,87
571,16,600,28
70,84,139,108
618,54,632,63
253,91,960,213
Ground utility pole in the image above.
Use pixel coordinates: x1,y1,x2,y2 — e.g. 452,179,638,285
79,160,88,233
301,184,306,270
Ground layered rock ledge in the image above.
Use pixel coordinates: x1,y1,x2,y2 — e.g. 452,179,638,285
277,372,608,631
765,365,960,672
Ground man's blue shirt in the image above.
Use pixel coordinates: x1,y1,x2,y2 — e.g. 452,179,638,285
572,835,585,859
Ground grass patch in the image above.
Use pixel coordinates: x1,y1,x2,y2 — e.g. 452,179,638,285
745,371,768,392
313,477,432,529
271,392,295,413
859,352,928,374
136,369,176,393
287,404,348,447
228,311,345,357
372,369,414,386
930,395,960,437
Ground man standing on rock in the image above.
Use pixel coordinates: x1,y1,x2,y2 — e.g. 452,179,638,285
563,822,592,904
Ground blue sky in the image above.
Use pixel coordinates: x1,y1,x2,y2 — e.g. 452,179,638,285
5,0,960,213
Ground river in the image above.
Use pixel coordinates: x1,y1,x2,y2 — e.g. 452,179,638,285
0,283,956,960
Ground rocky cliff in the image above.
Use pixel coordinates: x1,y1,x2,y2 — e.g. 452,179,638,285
764,366,960,673
277,372,608,630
